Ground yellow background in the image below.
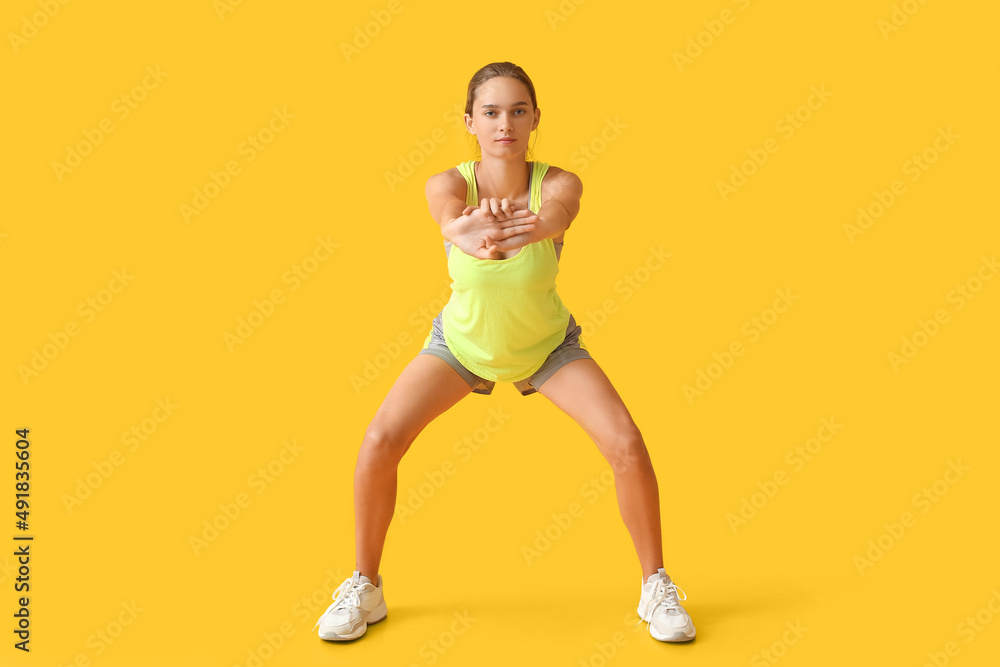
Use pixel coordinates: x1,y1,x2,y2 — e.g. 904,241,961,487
3,0,998,665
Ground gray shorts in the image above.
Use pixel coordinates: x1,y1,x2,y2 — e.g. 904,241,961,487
418,309,592,396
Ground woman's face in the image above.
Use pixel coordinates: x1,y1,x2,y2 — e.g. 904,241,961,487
465,76,540,158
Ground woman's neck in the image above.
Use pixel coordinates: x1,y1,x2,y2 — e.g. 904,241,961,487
475,156,531,201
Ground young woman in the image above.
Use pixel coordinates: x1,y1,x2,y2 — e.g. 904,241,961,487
314,62,696,644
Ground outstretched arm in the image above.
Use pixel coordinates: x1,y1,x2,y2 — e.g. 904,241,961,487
425,171,536,259
488,169,583,251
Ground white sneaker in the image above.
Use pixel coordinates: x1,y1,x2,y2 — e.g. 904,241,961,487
635,568,696,642
312,570,387,641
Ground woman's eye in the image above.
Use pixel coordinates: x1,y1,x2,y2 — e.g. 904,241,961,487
484,110,526,116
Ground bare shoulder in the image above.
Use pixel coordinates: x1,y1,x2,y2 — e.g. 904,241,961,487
540,165,583,201
539,165,583,241
425,166,467,200
425,166,469,224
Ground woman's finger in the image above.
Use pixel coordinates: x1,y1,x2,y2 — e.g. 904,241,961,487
479,198,495,223
498,213,537,228
492,222,535,240
494,231,532,249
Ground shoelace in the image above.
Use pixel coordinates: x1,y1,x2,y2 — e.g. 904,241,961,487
634,580,688,629
311,577,365,632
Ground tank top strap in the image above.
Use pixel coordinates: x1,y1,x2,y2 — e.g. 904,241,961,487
455,161,550,212
529,161,549,213
455,160,478,206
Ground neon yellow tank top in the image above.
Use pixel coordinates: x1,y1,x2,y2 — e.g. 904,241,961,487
441,160,571,382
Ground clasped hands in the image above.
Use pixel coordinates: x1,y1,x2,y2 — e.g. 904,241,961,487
445,198,540,260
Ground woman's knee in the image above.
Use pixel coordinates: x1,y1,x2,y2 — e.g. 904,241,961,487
358,422,410,467
602,423,650,475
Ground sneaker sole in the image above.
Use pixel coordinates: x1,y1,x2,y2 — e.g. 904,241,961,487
650,622,696,642
318,601,388,641
637,603,696,643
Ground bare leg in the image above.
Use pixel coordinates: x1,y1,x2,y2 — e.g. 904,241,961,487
537,358,664,583
354,354,472,581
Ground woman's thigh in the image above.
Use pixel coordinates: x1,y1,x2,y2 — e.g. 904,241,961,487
364,353,473,460
536,358,644,473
